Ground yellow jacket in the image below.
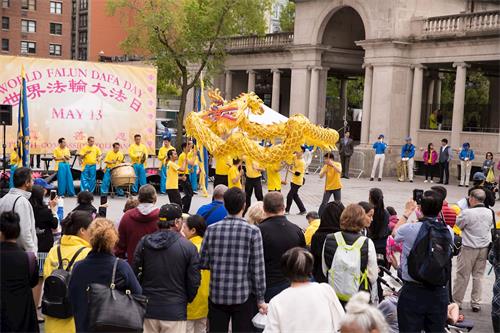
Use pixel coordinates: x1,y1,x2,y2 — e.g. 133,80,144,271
304,219,320,246
187,236,210,320
43,235,92,333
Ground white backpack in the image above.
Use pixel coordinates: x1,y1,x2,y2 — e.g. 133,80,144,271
323,232,369,302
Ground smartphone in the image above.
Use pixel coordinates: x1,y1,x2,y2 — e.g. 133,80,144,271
413,189,424,205
100,195,108,205
50,190,57,200
98,195,108,218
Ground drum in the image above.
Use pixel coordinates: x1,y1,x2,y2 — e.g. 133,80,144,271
111,163,136,187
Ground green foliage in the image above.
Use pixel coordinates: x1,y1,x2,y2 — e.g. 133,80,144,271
326,76,364,109
465,71,489,105
279,1,295,32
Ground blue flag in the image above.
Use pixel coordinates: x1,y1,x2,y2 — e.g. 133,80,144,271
17,66,30,167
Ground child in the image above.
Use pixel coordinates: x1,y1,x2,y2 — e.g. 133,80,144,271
304,211,320,247
227,158,243,189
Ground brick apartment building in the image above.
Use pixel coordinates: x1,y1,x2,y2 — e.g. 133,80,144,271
1,0,72,59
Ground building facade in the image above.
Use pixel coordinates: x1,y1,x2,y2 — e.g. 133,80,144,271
205,0,500,177
1,0,72,59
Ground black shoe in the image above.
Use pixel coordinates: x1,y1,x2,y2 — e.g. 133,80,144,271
409,180,413,183
472,305,481,312
370,178,374,181
458,184,463,187
378,178,382,182
345,176,350,179
438,181,443,184
298,211,307,215
444,182,449,185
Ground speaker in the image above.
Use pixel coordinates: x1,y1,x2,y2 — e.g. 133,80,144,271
0,105,12,126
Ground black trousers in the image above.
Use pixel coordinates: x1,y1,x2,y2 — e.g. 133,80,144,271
397,282,448,333
208,295,257,333
245,176,263,213
179,177,193,213
340,154,351,177
424,164,435,180
318,189,341,216
30,154,40,168
439,161,449,183
286,183,306,213
166,189,182,207
214,174,228,188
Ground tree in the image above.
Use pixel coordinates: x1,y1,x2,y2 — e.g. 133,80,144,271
108,0,271,149
279,1,295,32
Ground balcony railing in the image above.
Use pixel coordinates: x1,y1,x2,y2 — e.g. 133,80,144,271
423,10,500,35
224,32,294,53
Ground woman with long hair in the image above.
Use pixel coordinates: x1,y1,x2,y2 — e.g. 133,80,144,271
310,201,345,282
422,143,438,183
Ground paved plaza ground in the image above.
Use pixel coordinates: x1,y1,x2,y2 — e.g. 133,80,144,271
60,174,497,332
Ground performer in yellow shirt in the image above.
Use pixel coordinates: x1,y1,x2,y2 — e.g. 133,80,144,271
228,158,243,189
165,149,188,207
177,142,194,213
244,157,265,213
100,142,125,196
79,136,101,193
319,152,342,214
9,147,21,188
128,134,148,193
266,162,282,192
284,147,306,215
53,138,75,196
157,135,175,194
187,144,201,192
214,155,232,188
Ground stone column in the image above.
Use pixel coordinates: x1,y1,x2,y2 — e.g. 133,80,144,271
225,70,233,100
340,78,348,125
427,78,435,106
409,64,425,141
271,69,281,111
247,69,256,92
289,67,311,116
308,66,321,124
451,62,469,149
317,68,328,126
434,73,443,106
360,64,373,145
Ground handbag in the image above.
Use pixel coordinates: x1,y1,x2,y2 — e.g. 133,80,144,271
86,258,148,332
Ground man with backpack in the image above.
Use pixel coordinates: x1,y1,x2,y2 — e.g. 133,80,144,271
392,190,454,332
453,189,495,312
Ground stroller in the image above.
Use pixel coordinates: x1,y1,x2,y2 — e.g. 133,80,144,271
377,266,474,333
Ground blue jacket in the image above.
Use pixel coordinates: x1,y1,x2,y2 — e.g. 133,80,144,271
459,149,475,161
400,144,415,159
196,200,228,226
373,141,387,155
68,252,142,333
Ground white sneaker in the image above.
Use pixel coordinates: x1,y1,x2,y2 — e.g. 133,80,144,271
430,180,434,183
424,180,428,183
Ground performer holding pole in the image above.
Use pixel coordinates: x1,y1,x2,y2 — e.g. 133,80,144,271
79,136,101,193
9,147,21,189
157,135,175,194
165,149,188,207
129,134,148,194
178,141,194,213
284,147,307,215
53,137,75,197
100,142,125,196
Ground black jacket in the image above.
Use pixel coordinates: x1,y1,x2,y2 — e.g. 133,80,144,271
133,230,201,321
34,207,58,252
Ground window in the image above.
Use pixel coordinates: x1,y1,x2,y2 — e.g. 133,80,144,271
2,17,9,30
78,47,87,60
21,20,36,33
2,0,9,8
79,31,87,44
1,39,8,51
50,1,62,14
20,41,36,54
50,22,62,35
79,14,87,27
79,0,87,10
21,0,36,10
49,44,61,56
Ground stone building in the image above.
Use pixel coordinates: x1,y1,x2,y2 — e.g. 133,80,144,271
199,0,500,177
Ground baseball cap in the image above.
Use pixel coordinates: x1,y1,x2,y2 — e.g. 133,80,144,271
405,136,412,141
34,178,54,190
472,172,486,181
159,203,182,222
378,134,385,139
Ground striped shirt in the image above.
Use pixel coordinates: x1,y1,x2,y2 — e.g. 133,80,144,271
200,216,266,305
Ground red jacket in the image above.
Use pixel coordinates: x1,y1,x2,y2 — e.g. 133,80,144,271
115,206,159,264
441,201,457,228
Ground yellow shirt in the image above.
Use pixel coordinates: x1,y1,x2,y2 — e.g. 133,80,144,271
291,158,306,186
166,160,180,190
215,156,231,176
178,152,188,175
158,145,175,167
267,164,281,191
53,147,71,171
429,113,438,130
43,235,92,333
321,162,342,191
187,151,199,173
103,150,124,171
304,219,320,246
228,165,242,189
79,145,101,168
128,143,148,166
187,236,210,320
245,158,262,178
9,150,21,167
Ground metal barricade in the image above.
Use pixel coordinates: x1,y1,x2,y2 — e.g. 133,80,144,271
347,150,366,179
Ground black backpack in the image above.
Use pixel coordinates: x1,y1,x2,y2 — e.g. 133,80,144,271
407,218,453,286
42,246,86,318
